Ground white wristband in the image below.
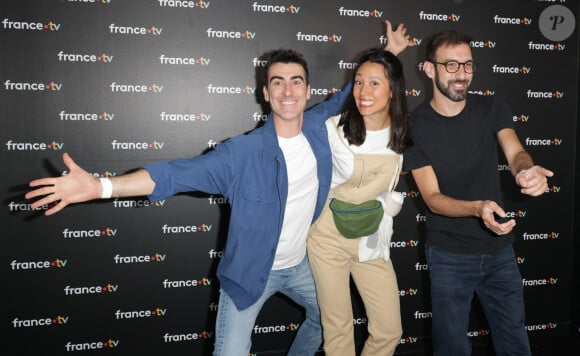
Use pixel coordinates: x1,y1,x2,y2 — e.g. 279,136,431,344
100,177,113,199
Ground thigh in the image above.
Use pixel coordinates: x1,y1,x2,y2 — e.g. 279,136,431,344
478,244,524,316
426,244,480,300
307,228,353,309
477,245,530,355
307,233,356,348
426,244,479,345
351,258,401,320
213,277,278,356
482,244,523,292
281,256,319,310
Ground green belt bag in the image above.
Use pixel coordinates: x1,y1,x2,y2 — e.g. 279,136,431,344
329,198,384,239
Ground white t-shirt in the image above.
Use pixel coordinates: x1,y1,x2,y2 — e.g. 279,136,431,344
326,115,401,189
272,132,318,270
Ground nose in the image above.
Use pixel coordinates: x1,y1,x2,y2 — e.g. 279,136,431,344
454,66,468,78
360,83,371,95
282,82,292,95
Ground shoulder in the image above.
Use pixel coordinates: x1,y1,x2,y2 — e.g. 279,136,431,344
225,127,267,149
324,115,340,129
410,102,433,124
466,93,505,107
411,101,431,115
325,115,343,141
466,94,511,115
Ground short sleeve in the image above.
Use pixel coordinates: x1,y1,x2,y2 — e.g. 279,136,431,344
403,142,430,172
492,96,515,133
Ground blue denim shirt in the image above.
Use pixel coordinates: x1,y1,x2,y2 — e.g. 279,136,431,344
144,83,350,310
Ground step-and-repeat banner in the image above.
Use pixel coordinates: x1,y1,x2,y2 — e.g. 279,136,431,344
2,1,578,355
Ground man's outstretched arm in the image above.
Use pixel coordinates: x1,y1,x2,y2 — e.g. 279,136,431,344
497,128,554,197
411,165,517,236
25,152,155,216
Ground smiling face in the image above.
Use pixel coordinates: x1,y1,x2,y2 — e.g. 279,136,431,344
353,61,392,127
429,43,474,102
263,62,311,127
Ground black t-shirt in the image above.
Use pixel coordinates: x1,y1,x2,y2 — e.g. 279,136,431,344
404,94,515,254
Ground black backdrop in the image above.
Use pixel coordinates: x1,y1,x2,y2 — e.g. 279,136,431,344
2,1,578,355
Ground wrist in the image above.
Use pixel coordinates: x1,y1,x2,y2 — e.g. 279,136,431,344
516,166,531,176
100,177,113,199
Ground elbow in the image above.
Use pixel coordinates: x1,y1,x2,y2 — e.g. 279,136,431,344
427,205,443,216
421,194,443,215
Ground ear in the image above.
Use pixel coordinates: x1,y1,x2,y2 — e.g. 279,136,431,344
423,61,436,79
306,84,311,100
263,85,270,102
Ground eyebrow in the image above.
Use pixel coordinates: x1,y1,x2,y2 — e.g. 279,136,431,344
269,75,305,83
435,58,474,62
355,73,386,80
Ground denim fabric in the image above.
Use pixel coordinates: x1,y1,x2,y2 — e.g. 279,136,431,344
213,256,321,356
426,243,531,356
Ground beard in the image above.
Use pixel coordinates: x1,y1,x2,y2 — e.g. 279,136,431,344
434,71,470,102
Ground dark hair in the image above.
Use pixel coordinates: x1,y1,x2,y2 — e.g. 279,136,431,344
264,49,309,85
338,48,411,153
425,30,472,62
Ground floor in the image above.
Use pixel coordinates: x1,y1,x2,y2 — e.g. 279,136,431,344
396,334,580,355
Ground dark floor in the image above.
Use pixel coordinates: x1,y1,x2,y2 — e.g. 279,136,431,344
397,334,580,355
266,333,580,355
526,335,580,356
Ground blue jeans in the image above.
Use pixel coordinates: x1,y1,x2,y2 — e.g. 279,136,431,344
213,255,322,356
425,243,531,356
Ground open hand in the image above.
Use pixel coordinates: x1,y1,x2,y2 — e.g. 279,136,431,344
25,153,100,215
384,20,414,55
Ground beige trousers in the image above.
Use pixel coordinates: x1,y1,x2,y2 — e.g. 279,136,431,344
308,154,402,356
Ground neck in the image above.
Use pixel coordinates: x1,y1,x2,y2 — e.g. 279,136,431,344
430,92,466,117
364,114,391,131
273,116,303,138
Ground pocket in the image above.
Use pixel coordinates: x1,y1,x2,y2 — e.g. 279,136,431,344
231,189,277,232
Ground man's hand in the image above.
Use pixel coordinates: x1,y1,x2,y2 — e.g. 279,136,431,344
516,165,554,197
384,20,414,55
479,200,516,236
25,152,100,216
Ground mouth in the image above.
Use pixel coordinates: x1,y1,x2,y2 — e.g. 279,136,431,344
451,80,468,90
281,100,297,106
358,100,374,107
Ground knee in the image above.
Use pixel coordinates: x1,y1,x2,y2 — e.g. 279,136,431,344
305,303,321,321
394,325,403,340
